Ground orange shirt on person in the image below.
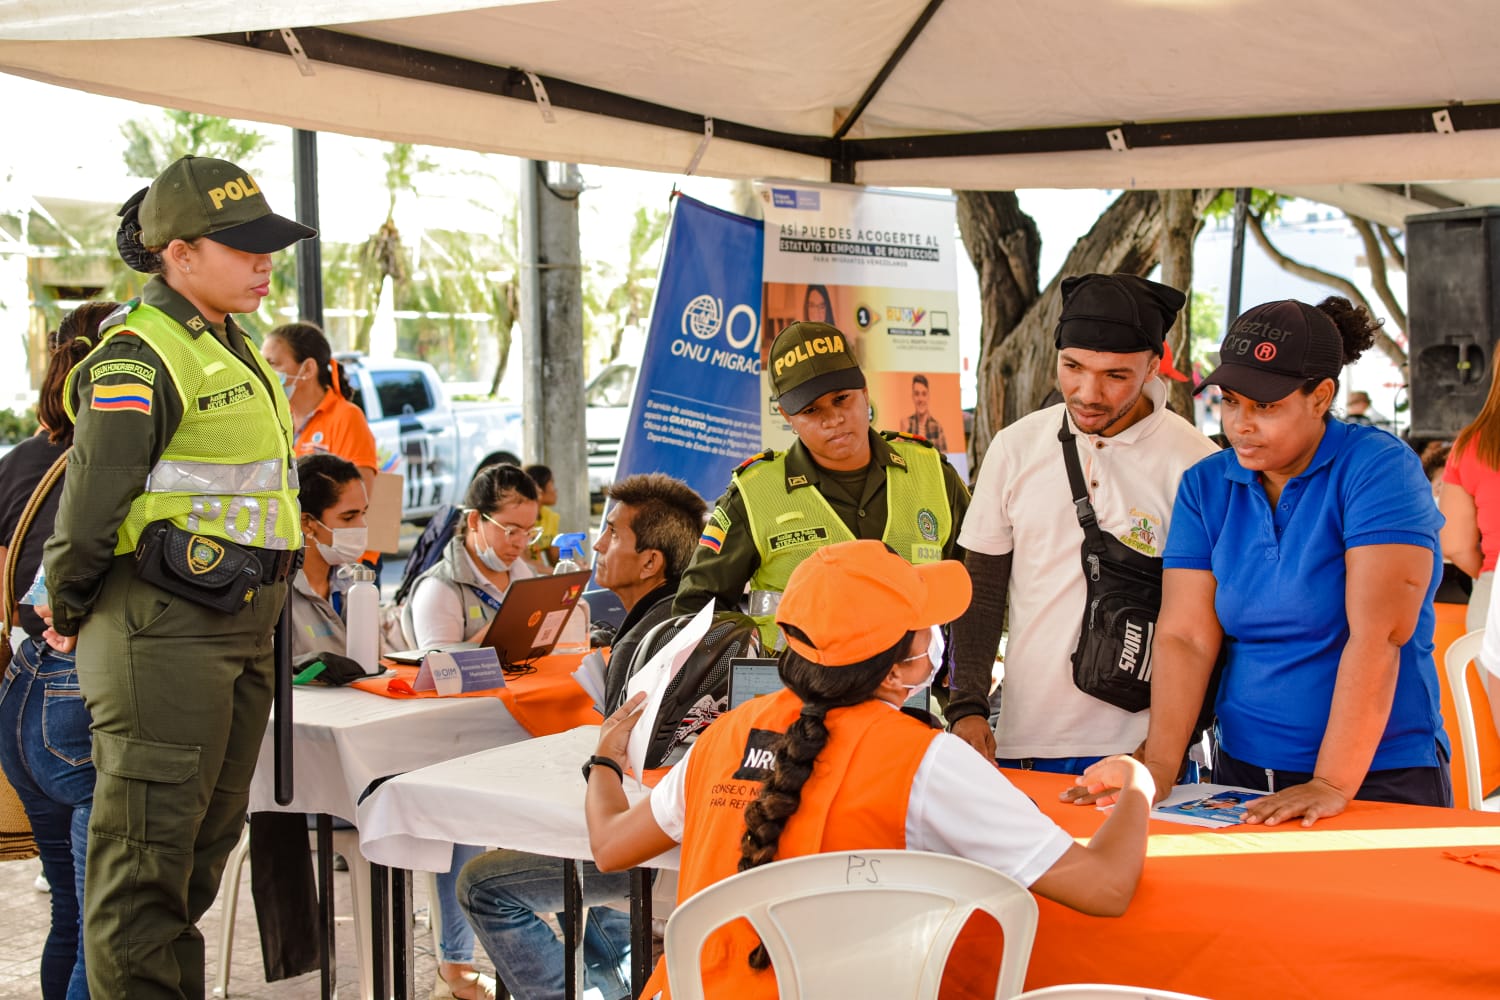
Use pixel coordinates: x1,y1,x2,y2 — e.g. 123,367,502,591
641,690,1004,1000
295,389,379,471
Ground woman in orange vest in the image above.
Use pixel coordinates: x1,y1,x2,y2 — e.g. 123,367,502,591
584,539,1155,999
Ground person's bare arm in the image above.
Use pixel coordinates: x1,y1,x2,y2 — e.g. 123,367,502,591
1028,756,1155,916
1439,485,1483,578
1244,543,1430,827
1138,568,1222,803
585,692,679,871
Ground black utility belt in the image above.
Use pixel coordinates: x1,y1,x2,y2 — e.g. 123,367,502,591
133,520,294,614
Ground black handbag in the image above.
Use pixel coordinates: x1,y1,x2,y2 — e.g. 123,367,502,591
133,519,263,614
1058,417,1161,713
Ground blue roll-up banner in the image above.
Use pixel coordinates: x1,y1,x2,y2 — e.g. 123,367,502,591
613,194,765,506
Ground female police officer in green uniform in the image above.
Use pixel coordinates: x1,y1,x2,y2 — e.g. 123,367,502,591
41,155,314,998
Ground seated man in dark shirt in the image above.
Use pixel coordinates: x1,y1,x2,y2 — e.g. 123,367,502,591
457,473,705,1000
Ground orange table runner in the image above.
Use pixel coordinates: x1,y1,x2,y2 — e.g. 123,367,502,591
350,654,601,738
1008,769,1500,999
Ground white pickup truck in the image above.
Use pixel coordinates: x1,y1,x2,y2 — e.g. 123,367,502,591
337,354,526,523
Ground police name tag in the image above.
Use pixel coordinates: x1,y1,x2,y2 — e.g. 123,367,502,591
414,647,507,695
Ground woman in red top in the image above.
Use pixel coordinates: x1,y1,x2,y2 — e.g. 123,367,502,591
261,321,378,497
1441,367,1500,629
584,540,1153,999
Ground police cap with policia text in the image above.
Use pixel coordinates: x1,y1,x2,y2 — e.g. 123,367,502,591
135,155,316,255
769,322,867,414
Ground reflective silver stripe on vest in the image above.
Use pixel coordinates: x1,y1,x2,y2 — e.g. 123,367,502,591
145,458,285,494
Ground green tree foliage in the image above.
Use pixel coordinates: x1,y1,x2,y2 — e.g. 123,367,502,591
584,205,667,372
121,110,270,178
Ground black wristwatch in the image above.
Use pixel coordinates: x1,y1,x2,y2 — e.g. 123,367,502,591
582,755,625,783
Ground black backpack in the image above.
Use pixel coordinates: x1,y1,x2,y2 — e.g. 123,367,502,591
393,504,461,607
611,611,763,768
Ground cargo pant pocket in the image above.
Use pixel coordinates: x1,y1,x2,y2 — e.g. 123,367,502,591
90,730,202,854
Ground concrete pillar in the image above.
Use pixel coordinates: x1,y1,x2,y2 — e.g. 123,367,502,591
520,161,589,531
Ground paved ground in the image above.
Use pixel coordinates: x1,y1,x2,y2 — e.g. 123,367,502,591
0,841,494,999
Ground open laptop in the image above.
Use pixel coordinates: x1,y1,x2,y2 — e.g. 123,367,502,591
727,657,931,714
388,569,593,666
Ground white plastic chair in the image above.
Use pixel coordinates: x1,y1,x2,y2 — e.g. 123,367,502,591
1014,986,1212,1000
664,850,1038,1000
213,824,375,999
1442,628,1500,812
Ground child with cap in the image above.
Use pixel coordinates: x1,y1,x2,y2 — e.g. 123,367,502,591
588,539,1154,999
1143,296,1451,827
41,154,313,997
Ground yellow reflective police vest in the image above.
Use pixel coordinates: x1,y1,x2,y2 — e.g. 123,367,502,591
65,303,302,554
737,437,951,645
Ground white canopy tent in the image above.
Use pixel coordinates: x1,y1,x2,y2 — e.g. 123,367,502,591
2,0,1499,207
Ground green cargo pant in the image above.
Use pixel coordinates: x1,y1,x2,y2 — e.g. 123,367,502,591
75,558,287,1000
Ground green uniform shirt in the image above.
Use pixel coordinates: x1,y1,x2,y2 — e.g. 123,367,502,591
672,430,970,617
43,277,273,636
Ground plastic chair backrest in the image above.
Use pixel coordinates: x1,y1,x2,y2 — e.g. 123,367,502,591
1014,986,1212,1000
664,849,1039,1000
1444,628,1489,810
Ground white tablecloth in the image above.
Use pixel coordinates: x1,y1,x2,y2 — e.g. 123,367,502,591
356,726,679,874
248,685,529,822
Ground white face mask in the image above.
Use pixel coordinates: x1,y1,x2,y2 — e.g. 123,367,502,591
313,519,367,565
899,626,945,693
474,529,516,574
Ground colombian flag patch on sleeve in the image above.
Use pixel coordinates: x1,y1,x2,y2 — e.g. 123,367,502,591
91,382,153,415
699,522,726,552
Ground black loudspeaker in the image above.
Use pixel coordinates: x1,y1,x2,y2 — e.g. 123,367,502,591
1406,206,1500,440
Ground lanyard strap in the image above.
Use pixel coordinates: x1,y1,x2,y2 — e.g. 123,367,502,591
465,583,503,613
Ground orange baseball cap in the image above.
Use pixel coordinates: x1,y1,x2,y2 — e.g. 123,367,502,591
775,540,972,666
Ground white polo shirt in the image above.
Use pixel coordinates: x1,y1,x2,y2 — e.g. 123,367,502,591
960,379,1217,758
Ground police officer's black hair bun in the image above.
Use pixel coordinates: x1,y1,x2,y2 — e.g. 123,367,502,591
116,186,160,273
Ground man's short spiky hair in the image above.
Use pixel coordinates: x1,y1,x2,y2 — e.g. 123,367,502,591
604,473,708,578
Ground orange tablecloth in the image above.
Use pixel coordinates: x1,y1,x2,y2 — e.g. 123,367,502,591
350,653,600,738
1011,770,1500,999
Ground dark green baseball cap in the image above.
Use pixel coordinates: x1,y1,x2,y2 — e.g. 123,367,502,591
139,155,316,253
768,322,866,414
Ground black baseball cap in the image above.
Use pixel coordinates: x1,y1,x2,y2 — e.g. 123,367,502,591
768,322,866,414
1196,300,1344,403
139,155,316,253
1054,273,1185,354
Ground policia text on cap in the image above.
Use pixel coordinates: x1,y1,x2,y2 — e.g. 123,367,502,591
41,155,315,998
673,321,970,648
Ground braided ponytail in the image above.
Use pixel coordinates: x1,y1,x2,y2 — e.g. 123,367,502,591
736,630,914,970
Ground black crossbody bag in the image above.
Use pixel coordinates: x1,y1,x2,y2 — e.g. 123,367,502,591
1058,417,1160,712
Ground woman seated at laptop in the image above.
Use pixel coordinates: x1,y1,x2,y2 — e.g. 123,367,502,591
402,463,542,648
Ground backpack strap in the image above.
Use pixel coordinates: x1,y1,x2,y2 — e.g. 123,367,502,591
3,448,71,645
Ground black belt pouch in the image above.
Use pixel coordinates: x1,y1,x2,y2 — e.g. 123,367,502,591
134,519,262,614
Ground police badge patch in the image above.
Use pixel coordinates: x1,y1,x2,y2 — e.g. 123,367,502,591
916,508,939,541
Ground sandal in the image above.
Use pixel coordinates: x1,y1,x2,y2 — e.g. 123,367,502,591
431,970,497,1000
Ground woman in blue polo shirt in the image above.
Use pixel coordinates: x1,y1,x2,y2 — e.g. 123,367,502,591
1141,296,1450,827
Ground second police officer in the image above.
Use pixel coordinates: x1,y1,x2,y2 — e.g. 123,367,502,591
673,321,970,647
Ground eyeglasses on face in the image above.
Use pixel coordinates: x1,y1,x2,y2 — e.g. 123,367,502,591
482,512,544,545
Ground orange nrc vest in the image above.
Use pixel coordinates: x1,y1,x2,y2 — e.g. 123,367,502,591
641,689,937,1000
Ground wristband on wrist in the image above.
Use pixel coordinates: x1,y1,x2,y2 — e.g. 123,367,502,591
582,754,625,783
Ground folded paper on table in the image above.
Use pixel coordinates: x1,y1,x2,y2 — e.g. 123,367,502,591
414,647,507,695
624,602,715,780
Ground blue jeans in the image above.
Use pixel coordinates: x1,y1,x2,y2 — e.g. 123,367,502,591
993,755,1104,775
458,850,633,1000
0,638,94,1000
437,843,487,962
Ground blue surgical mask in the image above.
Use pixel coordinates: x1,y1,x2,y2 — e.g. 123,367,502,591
277,369,304,398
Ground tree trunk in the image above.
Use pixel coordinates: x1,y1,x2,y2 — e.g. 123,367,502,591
1159,190,1198,418
954,191,1041,470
